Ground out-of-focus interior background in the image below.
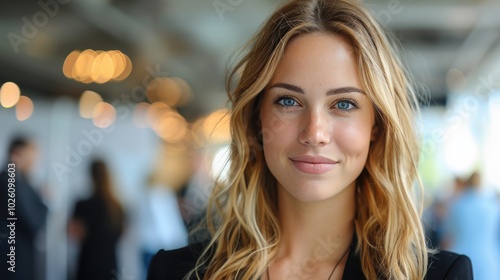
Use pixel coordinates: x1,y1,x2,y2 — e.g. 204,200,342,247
1,0,499,279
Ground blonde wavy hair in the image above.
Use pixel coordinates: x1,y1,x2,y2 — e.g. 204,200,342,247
188,0,429,279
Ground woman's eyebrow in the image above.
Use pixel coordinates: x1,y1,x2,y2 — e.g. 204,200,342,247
327,86,365,95
267,82,365,95
267,83,304,94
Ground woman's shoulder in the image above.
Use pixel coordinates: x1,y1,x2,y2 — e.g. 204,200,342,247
147,243,207,280
425,250,473,280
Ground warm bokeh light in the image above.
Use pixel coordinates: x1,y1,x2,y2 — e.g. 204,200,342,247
92,102,116,128
191,117,207,147
172,77,193,106
156,77,182,106
109,50,125,79
15,96,34,121
191,109,231,146
0,82,21,108
145,102,171,127
64,49,132,83
157,144,194,191
133,102,150,128
79,90,103,119
113,53,132,81
164,136,192,153
62,50,81,78
91,51,115,84
74,49,96,81
203,109,231,143
147,77,193,106
191,118,205,146
153,111,188,143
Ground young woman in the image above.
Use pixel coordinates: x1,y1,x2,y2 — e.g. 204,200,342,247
148,0,472,279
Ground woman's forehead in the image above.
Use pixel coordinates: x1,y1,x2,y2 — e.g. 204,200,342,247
268,33,362,93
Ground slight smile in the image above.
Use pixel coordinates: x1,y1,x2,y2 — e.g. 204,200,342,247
289,155,338,174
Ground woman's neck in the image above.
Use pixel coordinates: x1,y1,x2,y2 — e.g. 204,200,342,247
275,183,356,264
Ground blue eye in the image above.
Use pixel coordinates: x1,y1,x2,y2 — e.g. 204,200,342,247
335,100,356,111
276,97,299,107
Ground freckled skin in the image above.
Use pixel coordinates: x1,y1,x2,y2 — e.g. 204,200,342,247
260,33,376,203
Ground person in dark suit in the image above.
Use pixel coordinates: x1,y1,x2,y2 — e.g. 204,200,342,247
0,136,48,280
68,159,126,280
148,0,473,279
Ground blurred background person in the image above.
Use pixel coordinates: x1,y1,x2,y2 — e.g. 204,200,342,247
0,135,48,280
423,197,447,249
449,176,468,203
138,171,188,279
441,171,500,280
67,159,126,280
423,176,467,249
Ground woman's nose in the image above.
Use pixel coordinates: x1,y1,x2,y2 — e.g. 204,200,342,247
298,110,331,147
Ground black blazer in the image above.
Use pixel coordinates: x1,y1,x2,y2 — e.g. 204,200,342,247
147,242,473,280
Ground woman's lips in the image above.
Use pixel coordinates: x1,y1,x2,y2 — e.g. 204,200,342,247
289,155,338,174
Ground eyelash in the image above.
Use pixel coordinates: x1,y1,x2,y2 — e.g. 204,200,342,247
273,94,360,111
332,98,360,111
273,94,299,107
